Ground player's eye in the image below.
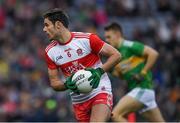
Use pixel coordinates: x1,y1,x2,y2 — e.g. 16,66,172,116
44,23,49,27
106,36,111,39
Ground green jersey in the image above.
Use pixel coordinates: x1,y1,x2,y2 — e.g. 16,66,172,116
117,40,153,90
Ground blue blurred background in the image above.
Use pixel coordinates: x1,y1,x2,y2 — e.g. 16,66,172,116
0,0,179,121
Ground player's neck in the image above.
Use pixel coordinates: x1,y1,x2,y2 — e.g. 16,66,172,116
117,38,123,48
58,29,72,44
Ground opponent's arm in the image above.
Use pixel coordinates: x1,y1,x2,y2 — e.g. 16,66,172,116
141,45,159,74
132,46,159,82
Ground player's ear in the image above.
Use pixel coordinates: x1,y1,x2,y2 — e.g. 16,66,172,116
55,21,63,29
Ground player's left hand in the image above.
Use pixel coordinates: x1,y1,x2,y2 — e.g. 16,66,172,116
85,67,105,88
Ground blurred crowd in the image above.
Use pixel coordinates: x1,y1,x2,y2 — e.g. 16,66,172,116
0,0,179,122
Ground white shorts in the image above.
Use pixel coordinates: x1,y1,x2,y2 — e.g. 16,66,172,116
127,87,157,113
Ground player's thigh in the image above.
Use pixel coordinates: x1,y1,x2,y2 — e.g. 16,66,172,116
90,103,111,122
90,93,113,122
141,107,165,122
113,95,144,116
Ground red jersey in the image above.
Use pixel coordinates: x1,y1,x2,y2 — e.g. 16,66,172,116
45,32,112,103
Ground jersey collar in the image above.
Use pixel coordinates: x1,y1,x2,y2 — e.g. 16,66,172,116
58,32,73,45
118,38,124,48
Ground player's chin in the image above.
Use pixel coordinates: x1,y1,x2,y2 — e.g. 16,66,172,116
46,34,53,40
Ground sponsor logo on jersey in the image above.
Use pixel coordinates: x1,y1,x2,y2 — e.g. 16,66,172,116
64,61,85,74
55,55,63,62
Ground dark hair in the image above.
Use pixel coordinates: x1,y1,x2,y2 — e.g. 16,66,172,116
104,22,123,35
43,8,69,28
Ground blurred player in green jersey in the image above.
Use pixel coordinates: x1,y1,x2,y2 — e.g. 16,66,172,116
104,22,165,122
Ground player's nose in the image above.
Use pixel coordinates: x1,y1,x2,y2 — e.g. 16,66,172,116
43,27,47,32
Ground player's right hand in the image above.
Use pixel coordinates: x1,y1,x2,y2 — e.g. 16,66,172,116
64,74,80,94
132,73,145,83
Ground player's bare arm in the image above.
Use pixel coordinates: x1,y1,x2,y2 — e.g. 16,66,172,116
99,43,121,72
48,68,67,91
142,46,159,73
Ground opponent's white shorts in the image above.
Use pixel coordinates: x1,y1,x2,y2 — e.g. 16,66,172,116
127,87,157,113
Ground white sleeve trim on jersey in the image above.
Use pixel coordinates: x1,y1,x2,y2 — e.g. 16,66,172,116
97,43,105,54
123,40,134,47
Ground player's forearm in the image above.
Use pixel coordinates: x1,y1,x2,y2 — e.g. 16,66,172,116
102,52,121,72
143,50,159,73
51,81,66,91
50,79,67,91
48,69,67,91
